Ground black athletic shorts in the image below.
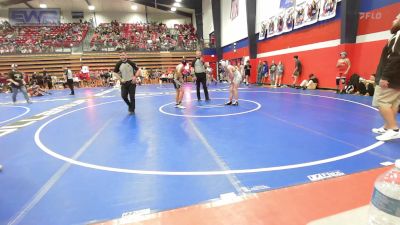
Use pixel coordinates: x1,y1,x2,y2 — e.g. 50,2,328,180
172,79,182,89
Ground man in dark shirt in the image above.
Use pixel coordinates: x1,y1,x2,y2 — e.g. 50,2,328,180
372,13,400,141
191,51,210,101
291,55,302,87
244,60,251,86
63,66,74,95
114,51,140,114
7,64,31,104
42,68,52,89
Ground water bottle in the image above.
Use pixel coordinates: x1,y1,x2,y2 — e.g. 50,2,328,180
368,160,400,225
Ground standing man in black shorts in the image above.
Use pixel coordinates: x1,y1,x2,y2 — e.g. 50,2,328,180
191,50,210,101
244,60,251,86
63,66,74,95
114,51,139,114
291,55,302,88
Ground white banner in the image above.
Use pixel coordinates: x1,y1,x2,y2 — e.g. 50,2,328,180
319,0,338,21
283,7,294,33
267,16,278,38
303,0,320,26
259,21,268,40
294,0,307,29
294,0,320,29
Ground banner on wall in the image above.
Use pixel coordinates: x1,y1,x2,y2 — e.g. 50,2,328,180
276,11,286,35
267,16,277,38
294,1,307,29
294,0,320,29
283,7,294,33
319,0,337,21
280,0,295,8
259,21,268,40
9,8,60,26
230,0,239,20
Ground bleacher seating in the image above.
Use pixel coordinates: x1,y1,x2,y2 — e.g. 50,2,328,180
89,21,198,52
0,21,89,54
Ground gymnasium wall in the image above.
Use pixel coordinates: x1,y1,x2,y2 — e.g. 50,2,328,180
350,0,400,78
254,9,342,88
218,0,399,89
202,0,214,40
221,0,248,47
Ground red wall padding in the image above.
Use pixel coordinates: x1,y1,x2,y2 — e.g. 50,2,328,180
357,3,400,35
258,20,341,54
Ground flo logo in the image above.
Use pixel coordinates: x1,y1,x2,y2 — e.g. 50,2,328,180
359,12,382,20
307,170,345,181
9,8,60,25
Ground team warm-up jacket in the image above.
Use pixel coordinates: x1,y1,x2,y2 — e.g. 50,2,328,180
382,30,400,89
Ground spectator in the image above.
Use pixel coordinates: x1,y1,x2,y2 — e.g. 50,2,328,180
276,61,284,87
260,61,269,85
269,60,277,87
336,51,351,94
291,55,302,87
371,13,400,141
244,60,251,86
357,75,376,96
7,64,31,104
299,74,318,90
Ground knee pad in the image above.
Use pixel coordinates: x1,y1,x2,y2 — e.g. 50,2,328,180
341,78,346,84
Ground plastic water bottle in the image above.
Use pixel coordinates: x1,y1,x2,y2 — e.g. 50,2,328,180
368,160,400,225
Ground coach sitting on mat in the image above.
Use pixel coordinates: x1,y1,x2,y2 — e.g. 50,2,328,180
114,51,140,115
191,50,210,101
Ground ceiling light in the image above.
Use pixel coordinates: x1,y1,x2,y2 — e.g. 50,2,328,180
171,7,176,12
175,0,182,2
131,5,138,10
88,5,95,11
39,3,47,8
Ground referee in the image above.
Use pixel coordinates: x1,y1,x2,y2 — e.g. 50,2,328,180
191,50,210,101
114,51,140,114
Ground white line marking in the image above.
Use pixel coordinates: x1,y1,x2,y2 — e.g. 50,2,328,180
257,39,341,58
34,92,385,175
0,106,30,125
187,119,244,193
356,30,391,44
195,104,226,109
8,119,113,225
159,98,262,118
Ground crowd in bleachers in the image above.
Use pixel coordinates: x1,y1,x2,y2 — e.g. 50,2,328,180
0,21,89,54
0,19,198,54
90,21,198,51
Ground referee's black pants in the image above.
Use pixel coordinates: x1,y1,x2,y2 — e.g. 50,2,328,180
121,81,136,112
195,72,209,100
67,79,74,95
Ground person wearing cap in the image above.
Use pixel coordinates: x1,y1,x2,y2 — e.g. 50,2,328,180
172,60,187,109
336,51,351,94
7,64,31,104
221,60,242,106
63,65,74,95
371,13,400,141
191,50,210,101
114,51,140,114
